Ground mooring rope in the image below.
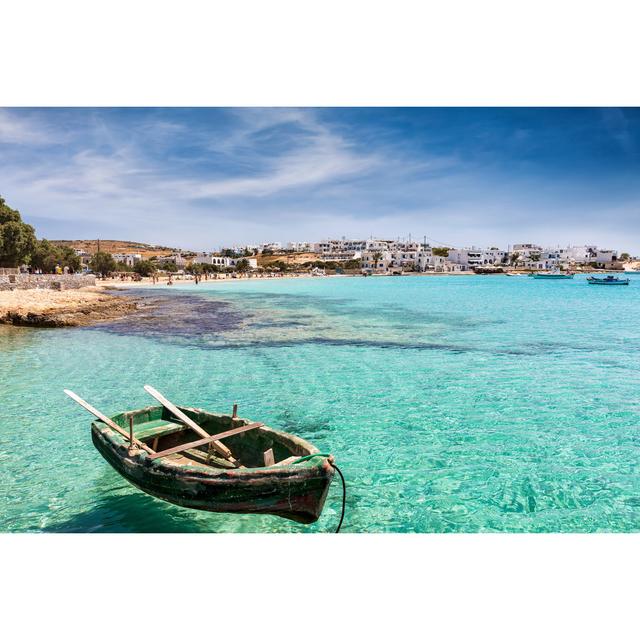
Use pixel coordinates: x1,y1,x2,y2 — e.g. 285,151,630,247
329,461,346,533
292,453,346,533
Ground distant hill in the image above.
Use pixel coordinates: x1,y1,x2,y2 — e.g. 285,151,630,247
257,252,317,267
50,239,196,259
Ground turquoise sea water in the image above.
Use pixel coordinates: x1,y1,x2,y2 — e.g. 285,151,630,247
2,274,640,532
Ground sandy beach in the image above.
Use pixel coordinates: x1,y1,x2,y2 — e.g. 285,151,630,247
0,272,475,327
93,270,479,290
0,287,139,327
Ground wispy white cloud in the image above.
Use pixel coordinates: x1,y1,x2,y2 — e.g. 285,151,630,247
180,137,377,199
3,108,382,205
0,108,63,145
2,108,640,252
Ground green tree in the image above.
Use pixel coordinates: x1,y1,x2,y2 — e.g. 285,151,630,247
31,240,81,273
235,258,251,272
133,260,157,277
432,247,450,257
620,252,631,261
89,251,117,277
268,260,291,272
30,240,58,273
59,246,82,272
0,196,37,267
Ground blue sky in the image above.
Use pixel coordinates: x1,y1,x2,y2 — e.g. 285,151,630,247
1,107,639,251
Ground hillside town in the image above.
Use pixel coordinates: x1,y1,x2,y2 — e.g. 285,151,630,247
65,237,631,277
3,193,634,324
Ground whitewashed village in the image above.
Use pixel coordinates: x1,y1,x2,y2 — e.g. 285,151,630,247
69,237,631,279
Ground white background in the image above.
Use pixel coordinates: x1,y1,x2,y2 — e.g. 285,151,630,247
2,1,639,638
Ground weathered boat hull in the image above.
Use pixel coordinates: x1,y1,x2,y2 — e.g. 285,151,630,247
90,407,335,524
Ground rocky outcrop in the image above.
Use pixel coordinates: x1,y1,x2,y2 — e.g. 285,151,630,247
0,289,138,327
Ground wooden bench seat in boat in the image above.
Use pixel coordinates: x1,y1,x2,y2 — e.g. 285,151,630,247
134,420,186,441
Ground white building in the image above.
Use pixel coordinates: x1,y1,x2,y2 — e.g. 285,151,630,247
259,242,282,253
112,253,142,267
315,239,365,254
194,254,229,267
317,252,363,262
447,247,508,268
387,240,423,252
72,248,92,266
229,257,258,269
286,241,314,252
360,243,450,273
155,254,187,268
595,249,618,266
509,244,619,269
193,253,257,269
314,238,390,256
361,250,392,272
511,243,543,257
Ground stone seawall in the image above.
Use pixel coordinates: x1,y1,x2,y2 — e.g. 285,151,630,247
0,273,96,291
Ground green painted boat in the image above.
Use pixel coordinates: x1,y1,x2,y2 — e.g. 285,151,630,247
530,272,574,280
85,401,336,524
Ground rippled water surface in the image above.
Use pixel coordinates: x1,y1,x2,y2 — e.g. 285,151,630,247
2,274,640,532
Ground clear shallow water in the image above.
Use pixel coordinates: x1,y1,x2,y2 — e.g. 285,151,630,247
2,274,640,532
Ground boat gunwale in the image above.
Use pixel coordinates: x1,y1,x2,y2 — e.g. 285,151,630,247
90,404,326,478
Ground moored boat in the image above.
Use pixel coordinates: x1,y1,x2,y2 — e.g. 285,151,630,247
587,275,630,286
64,387,338,524
530,270,574,280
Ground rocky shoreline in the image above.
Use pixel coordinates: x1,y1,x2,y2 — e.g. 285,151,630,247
0,287,140,327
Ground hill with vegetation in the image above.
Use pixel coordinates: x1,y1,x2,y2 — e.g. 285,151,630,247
256,251,317,268
50,239,195,259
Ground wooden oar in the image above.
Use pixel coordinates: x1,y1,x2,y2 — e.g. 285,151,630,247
63,389,155,455
148,422,264,460
143,385,237,464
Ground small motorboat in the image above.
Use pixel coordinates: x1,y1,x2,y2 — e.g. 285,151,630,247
587,275,630,286
531,270,574,280
64,386,338,524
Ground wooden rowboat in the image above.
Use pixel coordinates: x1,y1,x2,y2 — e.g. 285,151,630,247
65,387,336,524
